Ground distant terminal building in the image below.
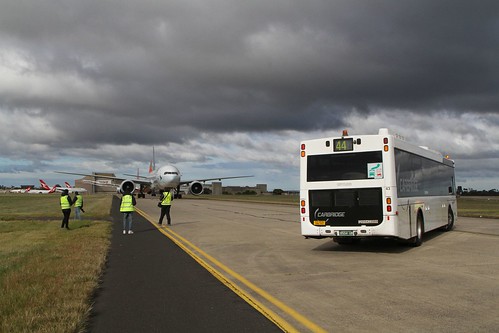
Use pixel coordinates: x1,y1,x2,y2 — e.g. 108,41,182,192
75,173,118,194
220,183,268,195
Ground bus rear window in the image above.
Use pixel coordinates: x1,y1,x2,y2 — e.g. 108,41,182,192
307,151,383,181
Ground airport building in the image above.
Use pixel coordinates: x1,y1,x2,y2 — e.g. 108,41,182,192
212,183,268,195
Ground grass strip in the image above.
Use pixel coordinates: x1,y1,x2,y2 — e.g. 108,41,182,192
0,194,112,333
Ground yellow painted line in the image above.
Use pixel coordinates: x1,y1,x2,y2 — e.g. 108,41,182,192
136,207,327,333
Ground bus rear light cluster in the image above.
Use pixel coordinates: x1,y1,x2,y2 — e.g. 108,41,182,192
301,144,306,157
383,137,389,152
386,197,392,212
301,200,306,214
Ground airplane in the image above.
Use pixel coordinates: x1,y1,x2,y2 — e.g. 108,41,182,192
55,154,252,198
27,185,57,194
39,179,87,193
63,181,88,193
9,186,31,193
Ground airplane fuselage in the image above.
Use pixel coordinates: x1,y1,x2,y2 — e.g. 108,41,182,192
151,165,181,190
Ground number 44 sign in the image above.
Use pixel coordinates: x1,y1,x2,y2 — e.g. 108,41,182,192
368,163,383,179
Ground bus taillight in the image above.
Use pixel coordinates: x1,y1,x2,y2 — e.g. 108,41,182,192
383,137,389,152
301,200,306,214
386,197,392,212
301,144,306,157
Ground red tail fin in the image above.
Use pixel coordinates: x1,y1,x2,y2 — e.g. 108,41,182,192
39,179,50,190
65,182,72,188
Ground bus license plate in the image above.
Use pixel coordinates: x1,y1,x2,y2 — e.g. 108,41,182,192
338,230,354,236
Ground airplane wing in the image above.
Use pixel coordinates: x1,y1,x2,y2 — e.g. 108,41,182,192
122,173,151,180
54,171,153,186
179,175,253,185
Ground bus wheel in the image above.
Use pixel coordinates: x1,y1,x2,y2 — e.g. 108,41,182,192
411,214,424,247
441,209,454,231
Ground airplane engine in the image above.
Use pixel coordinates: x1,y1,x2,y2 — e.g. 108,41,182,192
120,180,136,194
188,181,204,195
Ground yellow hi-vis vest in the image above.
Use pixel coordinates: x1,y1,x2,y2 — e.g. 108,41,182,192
75,195,83,207
120,195,134,212
60,195,71,210
161,191,172,206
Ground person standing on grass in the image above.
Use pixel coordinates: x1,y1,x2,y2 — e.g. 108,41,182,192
120,190,136,234
158,188,173,225
60,189,73,229
73,191,84,220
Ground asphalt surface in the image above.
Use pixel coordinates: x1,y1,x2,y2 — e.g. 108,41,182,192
87,196,282,333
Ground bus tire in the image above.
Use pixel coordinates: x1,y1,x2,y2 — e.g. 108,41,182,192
441,208,454,231
411,213,424,247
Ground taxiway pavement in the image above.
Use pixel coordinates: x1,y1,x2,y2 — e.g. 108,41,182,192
134,197,499,333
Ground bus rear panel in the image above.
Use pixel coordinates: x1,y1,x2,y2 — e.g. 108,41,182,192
300,128,456,245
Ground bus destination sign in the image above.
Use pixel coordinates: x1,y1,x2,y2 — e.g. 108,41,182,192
333,138,354,152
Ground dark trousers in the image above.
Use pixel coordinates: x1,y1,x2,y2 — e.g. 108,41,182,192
61,209,71,229
159,205,171,225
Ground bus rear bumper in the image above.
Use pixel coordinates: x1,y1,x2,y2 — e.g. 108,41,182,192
301,217,403,239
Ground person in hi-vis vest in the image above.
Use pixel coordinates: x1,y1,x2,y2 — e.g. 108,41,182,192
60,189,73,229
73,191,84,220
120,190,136,234
158,189,173,225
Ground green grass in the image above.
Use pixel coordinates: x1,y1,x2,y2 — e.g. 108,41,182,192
0,194,113,333
457,196,499,218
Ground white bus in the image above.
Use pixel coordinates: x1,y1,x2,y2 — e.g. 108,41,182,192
299,128,457,246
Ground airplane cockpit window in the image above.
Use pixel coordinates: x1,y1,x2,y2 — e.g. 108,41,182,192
163,172,179,175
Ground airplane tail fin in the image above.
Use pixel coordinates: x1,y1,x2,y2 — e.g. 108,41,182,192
149,160,153,174
65,182,72,188
49,186,57,194
152,146,156,172
39,179,50,190
25,187,31,193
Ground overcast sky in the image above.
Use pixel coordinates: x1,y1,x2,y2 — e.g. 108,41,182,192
1,0,498,191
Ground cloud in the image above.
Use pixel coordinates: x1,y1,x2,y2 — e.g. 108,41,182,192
0,0,498,189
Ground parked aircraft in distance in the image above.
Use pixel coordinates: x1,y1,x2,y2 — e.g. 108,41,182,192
55,151,252,198
9,186,31,193
63,181,88,193
39,179,87,193
28,185,57,194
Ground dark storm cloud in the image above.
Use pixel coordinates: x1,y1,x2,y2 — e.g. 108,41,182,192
1,0,498,148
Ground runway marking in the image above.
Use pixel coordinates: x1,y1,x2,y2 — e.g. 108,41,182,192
136,208,327,333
